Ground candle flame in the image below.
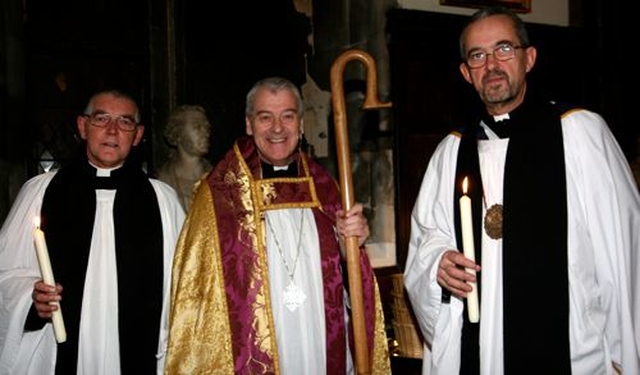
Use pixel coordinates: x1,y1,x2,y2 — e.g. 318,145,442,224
33,216,41,228
462,177,469,195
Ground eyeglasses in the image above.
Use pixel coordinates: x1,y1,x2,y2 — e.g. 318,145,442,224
465,44,526,69
83,112,139,132
253,110,299,127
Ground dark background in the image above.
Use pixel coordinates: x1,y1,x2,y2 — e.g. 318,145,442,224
0,2,632,371
0,0,633,269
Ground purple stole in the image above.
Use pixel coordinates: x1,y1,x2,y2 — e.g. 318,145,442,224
209,137,378,373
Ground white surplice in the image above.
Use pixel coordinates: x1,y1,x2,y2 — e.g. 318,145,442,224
404,109,640,375
0,167,185,375
265,208,354,375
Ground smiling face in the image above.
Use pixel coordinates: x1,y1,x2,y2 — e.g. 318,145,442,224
245,87,302,166
459,14,537,115
77,92,144,168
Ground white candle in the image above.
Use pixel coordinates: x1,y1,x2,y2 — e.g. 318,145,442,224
459,177,480,323
33,217,67,343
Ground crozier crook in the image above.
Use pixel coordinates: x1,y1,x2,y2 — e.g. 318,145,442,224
330,49,392,375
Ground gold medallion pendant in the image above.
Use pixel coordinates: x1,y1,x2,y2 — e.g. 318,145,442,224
484,204,503,239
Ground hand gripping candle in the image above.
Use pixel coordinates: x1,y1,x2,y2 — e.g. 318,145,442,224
460,177,480,323
33,217,67,343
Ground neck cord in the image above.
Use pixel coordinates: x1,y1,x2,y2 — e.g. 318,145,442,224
266,211,305,280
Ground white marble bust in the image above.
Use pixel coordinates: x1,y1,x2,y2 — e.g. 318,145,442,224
156,105,212,210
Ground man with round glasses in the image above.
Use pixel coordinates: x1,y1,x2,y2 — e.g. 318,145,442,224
404,5,640,375
0,89,185,374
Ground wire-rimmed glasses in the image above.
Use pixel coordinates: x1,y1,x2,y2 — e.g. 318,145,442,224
466,43,527,69
83,112,139,132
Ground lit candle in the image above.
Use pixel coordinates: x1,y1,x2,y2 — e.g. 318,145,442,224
33,217,67,343
459,177,479,323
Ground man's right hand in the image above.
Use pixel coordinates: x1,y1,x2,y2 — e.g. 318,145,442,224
32,280,62,319
436,249,480,299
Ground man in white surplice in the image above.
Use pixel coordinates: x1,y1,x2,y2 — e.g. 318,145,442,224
404,6,640,375
0,89,185,374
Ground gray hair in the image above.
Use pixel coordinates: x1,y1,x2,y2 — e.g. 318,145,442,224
459,6,530,60
84,89,141,123
245,77,304,117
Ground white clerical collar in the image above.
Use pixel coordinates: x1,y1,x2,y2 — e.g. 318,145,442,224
273,165,289,171
494,113,510,122
89,161,123,177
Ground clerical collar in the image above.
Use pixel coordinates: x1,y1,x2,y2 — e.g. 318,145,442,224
89,162,123,177
494,113,510,122
480,112,512,139
261,161,298,178
88,162,125,189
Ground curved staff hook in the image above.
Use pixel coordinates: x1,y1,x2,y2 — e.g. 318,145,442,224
330,49,392,375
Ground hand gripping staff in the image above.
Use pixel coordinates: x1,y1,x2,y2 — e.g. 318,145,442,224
330,49,392,375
